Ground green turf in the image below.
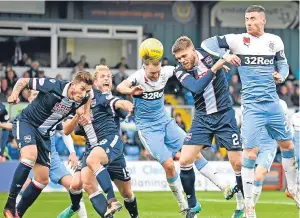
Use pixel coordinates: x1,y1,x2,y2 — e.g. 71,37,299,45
0,191,298,218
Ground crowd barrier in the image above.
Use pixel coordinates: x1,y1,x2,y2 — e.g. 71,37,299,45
0,161,284,192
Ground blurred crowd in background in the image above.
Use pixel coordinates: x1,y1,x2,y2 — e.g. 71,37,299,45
0,52,299,164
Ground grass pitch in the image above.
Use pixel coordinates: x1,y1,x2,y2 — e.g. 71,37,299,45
0,191,298,218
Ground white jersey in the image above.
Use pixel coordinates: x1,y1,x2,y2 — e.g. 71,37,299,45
126,66,174,128
202,32,289,104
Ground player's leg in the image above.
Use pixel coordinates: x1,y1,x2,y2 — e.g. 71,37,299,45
49,147,84,218
87,135,123,217
240,103,266,218
70,171,87,218
81,166,108,217
266,101,299,206
3,121,37,217
17,163,49,217
107,157,139,218
138,126,188,211
16,178,32,206
214,108,244,217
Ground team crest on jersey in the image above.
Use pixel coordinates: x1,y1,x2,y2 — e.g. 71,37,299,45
243,37,250,47
39,78,45,86
49,79,56,83
268,41,275,52
185,133,192,141
24,135,31,143
203,56,214,67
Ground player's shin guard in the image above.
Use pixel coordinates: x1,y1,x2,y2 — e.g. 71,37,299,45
89,191,108,218
167,173,187,210
5,159,34,211
17,180,46,217
195,158,226,191
253,180,263,205
180,164,197,208
124,196,139,218
69,188,82,212
241,157,256,206
94,166,115,201
281,149,298,194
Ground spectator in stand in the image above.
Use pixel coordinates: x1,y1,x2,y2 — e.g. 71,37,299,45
100,58,106,65
230,73,242,93
174,113,186,132
20,88,29,102
115,57,129,69
71,62,84,76
229,85,241,106
58,52,76,68
278,85,293,107
1,78,8,96
291,86,299,107
22,72,30,78
0,80,7,102
56,74,63,80
5,64,17,78
25,58,32,67
78,55,89,68
162,57,169,66
17,53,29,67
5,69,18,89
28,61,40,77
113,65,127,87
36,71,45,78
286,81,295,95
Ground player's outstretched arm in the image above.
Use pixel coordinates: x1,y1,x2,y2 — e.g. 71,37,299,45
62,133,78,170
0,122,13,131
175,59,226,94
115,100,134,114
7,78,30,104
201,35,241,66
63,106,85,135
117,80,144,96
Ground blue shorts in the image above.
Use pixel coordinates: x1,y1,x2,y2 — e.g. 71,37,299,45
241,101,292,149
256,128,277,171
12,120,51,168
184,108,242,151
137,119,185,164
29,136,71,184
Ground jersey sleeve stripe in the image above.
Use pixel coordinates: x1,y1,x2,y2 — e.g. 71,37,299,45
32,78,37,90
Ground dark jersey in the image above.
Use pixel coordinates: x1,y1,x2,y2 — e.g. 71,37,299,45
175,48,232,115
83,89,121,147
18,78,89,135
0,103,9,123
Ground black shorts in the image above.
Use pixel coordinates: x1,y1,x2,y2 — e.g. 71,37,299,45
184,108,242,151
77,135,131,182
12,120,51,167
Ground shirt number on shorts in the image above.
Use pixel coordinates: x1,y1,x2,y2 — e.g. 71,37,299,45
232,133,239,146
284,121,290,133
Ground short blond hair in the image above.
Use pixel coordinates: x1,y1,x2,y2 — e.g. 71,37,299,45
143,58,160,66
172,36,194,54
94,65,111,80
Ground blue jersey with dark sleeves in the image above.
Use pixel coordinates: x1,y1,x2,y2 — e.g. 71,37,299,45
0,103,9,123
18,78,89,135
174,48,232,115
84,89,120,147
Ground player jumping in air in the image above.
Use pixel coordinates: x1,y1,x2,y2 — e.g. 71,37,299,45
201,4,299,218
118,43,233,218
64,65,135,218
172,36,244,218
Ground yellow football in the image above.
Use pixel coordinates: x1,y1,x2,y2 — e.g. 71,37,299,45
139,38,164,61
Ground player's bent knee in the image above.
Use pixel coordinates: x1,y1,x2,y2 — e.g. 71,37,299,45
86,147,109,169
243,148,258,160
278,140,294,151
162,159,176,175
